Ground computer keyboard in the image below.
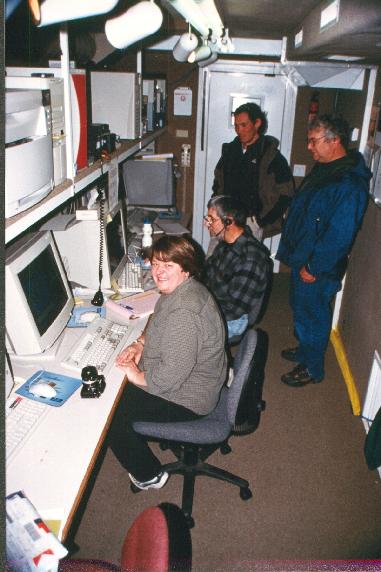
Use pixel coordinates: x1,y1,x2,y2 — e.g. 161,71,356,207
6,398,50,462
60,316,142,376
117,262,144,293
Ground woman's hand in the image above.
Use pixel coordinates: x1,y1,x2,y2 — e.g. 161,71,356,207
115,339,144,366
116,358,147,387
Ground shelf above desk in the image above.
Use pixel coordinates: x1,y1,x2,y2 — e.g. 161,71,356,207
5,128,166,245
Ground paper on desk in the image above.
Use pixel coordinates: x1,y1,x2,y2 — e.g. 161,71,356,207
6,490,68,572
105,290,160,319
155,220,189,235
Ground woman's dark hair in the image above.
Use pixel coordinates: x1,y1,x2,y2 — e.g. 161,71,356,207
150,235,201,279
234,102,268,135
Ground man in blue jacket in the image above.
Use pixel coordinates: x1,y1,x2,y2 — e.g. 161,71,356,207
276,114,370,387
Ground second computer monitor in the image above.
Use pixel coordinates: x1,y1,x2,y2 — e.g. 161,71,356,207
53,201,129,291
122,158,174,208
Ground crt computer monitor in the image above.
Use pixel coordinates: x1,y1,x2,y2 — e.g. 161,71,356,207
122,158,175,207
5,231,75,359
53,201,129,291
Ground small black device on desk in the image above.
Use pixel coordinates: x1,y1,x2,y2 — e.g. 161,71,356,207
81,365,106,398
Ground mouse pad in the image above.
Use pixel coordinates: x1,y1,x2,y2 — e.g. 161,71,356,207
16,370,82,407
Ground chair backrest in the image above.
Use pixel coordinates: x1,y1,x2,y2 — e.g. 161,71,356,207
121,503,192,572
227,328,268,434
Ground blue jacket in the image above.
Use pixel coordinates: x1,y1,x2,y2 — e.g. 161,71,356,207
276,151,370,279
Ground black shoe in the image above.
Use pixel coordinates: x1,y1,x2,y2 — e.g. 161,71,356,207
281,346,300,362
281,364,323,387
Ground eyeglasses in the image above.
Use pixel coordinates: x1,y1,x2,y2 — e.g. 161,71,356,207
203,215,220,225
306,135,328,146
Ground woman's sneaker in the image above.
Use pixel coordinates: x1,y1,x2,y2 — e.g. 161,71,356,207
129,471,169,490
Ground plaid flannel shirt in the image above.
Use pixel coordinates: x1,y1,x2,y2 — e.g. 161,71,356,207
204,227,270,321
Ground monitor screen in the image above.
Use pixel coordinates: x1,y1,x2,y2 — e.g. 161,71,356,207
105,207,127,278
6,231,74,358
122,158,174,207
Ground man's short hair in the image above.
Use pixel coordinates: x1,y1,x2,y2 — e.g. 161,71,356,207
234,102,268,135
308,114,350,150
207,195,248,227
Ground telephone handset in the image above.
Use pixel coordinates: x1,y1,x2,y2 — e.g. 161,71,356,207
91,184,106,307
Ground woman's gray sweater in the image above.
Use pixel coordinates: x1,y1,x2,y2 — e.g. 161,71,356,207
140,277,227,415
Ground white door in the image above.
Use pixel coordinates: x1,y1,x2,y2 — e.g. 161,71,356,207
192,60,296,269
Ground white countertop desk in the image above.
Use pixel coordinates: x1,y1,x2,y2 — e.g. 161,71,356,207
6,308,148,542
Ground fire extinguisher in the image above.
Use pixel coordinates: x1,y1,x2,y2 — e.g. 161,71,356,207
308,91,319,124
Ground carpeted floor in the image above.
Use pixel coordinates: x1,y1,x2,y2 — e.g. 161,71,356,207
66,274,381,570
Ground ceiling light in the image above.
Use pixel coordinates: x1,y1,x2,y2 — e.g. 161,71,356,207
325,55,365,61
320,0,340,30
166,0,223,42
219,28,234,53
28,0,119,27
188,39,212,63
105,1,163,49
197,51,218,67
173,31,199,62
167,0,210,37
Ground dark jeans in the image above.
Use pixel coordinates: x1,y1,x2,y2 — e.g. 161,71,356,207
108,382,202,482
290,268,341,380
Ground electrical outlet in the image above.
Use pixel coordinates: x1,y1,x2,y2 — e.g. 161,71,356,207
181,144,191,167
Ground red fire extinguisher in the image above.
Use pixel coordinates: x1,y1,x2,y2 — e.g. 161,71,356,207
308,91,319,124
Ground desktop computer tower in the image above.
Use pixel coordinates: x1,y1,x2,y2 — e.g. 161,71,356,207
6,66,88,172
91,71,142,140
5,75,66,186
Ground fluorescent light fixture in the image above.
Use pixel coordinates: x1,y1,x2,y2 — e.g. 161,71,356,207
173,32,199,62
325,54,364,61
28,0,119,27
188,39,212,63
294,29,303,48
320,0,340,30
105,1,163,49
167,0,223,41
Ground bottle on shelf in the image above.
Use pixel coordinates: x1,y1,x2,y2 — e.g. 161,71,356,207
142,219,153,248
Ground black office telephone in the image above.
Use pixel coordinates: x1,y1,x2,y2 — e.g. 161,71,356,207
91,183,106,307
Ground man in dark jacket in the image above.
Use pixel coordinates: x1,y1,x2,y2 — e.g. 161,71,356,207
276,114,371,387
212,102,294,240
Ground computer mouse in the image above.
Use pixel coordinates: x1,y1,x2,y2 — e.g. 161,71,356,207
29,382,57,399
79,311,99,323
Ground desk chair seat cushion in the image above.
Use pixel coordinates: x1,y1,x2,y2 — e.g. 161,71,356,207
134,329,261,445
121,503,191,572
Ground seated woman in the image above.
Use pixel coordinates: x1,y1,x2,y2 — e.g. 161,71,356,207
108,235,227,490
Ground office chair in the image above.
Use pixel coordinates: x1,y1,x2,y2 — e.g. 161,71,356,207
132,328,268,528
58,502,192,572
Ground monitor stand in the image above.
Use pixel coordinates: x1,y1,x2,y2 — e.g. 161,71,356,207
7,330,65,364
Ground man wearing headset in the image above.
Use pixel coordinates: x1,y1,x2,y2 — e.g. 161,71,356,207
203,195,271,339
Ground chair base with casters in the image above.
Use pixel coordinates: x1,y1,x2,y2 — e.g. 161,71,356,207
131,440,252,528
132,328,268,528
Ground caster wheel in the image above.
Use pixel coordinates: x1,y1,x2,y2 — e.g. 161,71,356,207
220,443,232,455
240,487,252,501
185,515,195,529
160,441,169,451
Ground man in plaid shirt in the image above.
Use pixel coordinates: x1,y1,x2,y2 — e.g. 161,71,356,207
204,196,271,339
